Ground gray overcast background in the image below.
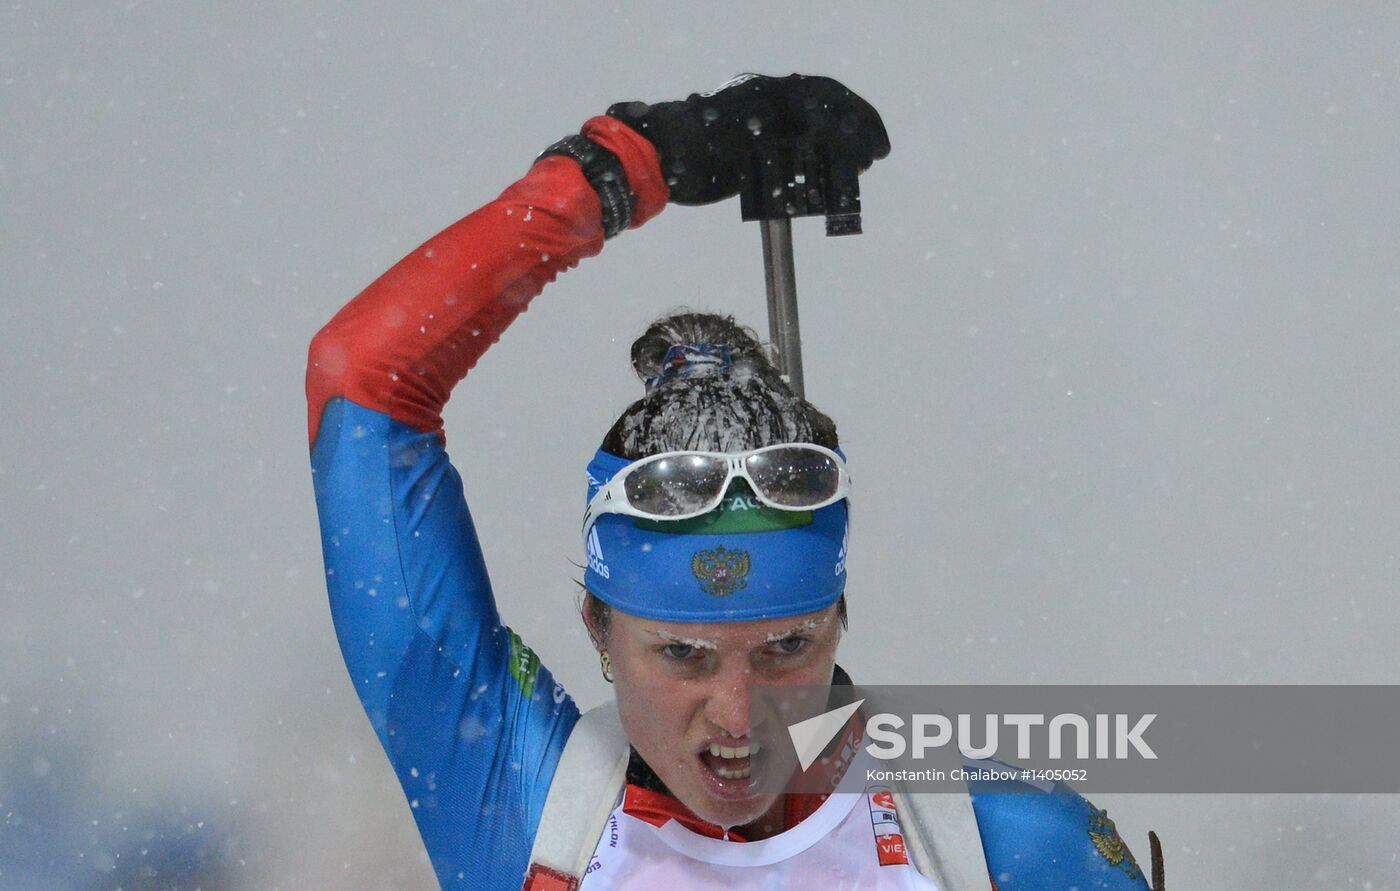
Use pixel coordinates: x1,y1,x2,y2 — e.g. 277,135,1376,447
3,2,1397,888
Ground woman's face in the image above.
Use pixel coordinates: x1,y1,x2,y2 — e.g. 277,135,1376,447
600,602,843,831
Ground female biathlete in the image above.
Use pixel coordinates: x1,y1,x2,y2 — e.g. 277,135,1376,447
307,74,1155,890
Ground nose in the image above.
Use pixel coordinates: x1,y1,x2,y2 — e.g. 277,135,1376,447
701,659,753,739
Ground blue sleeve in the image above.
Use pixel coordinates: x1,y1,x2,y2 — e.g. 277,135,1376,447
971,779,1153,890
311,398,579,888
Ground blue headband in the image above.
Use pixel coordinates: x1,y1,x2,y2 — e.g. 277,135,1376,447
584,448,850,623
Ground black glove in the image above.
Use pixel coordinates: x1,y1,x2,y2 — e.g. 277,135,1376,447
607,73,890,206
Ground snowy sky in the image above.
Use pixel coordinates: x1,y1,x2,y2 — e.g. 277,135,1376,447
3,3,1398,888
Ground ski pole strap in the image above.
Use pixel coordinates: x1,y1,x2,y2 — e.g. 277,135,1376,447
539,133,634,238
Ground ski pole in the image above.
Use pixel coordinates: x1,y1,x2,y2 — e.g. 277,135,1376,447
742,142,865,400
759,218,804,397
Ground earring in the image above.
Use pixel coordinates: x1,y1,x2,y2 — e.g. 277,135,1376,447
599,650,614,683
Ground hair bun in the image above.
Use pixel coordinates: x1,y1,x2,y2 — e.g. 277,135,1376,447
605,311,837,458
629,311,774,389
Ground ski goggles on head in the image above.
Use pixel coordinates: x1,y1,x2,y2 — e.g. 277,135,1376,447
583,443,850,536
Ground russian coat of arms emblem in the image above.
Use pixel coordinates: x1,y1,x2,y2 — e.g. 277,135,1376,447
690,546,751,597
1088,806,1142,880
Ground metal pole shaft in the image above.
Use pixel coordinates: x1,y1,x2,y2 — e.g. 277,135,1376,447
760,217,805,399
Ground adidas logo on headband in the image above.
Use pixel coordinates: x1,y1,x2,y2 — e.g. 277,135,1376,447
587,526,611,579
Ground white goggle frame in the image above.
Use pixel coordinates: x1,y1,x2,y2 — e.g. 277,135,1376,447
583,443,850,537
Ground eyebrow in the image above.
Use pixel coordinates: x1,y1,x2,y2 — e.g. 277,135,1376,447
650,630,719,650
763,615,830,644
647,616,831,651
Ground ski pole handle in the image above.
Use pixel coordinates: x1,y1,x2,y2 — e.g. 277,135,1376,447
740,141,865,234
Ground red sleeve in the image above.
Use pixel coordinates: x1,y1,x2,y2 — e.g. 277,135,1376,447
305,116,668,447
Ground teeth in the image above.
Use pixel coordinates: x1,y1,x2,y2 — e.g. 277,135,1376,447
712,764,751,780
706,742,760,759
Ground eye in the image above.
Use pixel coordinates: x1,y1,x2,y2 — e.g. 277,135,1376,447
662,643,696,660
772,636,808,655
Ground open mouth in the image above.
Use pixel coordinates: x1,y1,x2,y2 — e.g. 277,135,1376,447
698,740,761,782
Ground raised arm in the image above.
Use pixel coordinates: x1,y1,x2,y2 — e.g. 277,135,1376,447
306,117,666,888
306,116,667,447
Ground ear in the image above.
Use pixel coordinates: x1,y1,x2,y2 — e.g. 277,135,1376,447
580,591,608,651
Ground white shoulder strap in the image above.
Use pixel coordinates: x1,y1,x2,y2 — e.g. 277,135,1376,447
893,784,992,890
523,702,630,889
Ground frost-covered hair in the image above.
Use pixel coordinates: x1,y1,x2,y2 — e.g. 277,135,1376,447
601,311,839,459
